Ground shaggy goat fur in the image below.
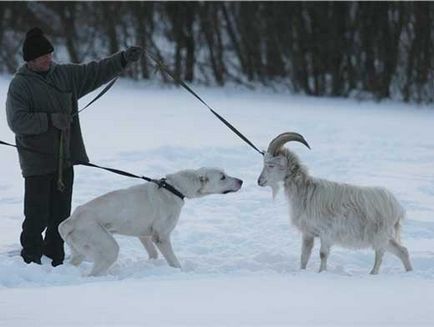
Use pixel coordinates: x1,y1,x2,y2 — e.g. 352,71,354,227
258,145,413,274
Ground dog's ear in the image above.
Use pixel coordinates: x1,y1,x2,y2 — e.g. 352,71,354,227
196,175,210,196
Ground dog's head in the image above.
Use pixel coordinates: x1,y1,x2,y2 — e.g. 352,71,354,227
166,168,243,199
196,168,243,197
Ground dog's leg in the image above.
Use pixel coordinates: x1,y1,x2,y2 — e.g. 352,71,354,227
69,247,85,266
59,219,84,265
85,224,120,276
152,234,181,268
139,236,158,259
70,253,85,266
88,238,119,277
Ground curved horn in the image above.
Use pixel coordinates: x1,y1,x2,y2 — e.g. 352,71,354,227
267,132,311,155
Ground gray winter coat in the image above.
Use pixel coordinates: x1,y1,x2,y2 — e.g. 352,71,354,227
6,51,125,177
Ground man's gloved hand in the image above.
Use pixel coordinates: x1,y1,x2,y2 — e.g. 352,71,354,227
51,112,72,131
123,46,143,63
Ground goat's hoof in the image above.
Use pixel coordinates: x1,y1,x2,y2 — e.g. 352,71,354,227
169,264,182,270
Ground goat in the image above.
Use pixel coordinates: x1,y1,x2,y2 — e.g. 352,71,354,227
257,132,413,274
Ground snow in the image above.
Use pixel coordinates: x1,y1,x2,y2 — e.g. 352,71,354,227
1,76,434,326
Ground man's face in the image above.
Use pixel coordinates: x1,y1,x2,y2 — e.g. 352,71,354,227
27,53,53,72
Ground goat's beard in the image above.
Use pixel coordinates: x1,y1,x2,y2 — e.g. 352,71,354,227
270,183,280,200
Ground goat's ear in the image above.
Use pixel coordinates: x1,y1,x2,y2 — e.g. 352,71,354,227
277,156,288,167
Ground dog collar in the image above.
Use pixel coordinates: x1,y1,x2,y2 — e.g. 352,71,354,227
153,178,185,201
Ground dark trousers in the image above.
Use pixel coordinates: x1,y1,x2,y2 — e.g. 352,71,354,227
21,167,74,264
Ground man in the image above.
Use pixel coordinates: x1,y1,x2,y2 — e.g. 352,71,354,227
6,27,142,266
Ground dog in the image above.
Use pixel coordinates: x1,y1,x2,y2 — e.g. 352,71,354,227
59,168,243,276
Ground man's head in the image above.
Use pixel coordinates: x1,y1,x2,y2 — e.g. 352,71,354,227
23,27,54,72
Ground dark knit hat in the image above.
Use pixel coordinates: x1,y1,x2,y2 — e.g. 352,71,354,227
23,27,54,62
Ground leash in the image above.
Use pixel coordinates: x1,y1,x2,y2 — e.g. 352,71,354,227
76,49,264,156
78,162,185,200
143,49,264,156
57,131,65,192
0,140,185,200
0,139,55,157
74,77,119,117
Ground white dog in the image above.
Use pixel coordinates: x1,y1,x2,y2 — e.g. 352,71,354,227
59,168,243,276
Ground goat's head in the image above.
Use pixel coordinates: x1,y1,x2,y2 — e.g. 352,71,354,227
257,132,310,197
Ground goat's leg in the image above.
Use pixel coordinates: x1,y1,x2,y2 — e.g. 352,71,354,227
370,249,385,275
139,236,158,259
153,234,181,269
300,234,314,269
319,240,330,272
387,239,413,272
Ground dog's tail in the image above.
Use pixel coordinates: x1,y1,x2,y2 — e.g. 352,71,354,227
58,218,74,241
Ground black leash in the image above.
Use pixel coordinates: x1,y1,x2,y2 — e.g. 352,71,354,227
78,49,263,156
0,140,185,200
143,49,264,156
78,50,262,159
0,139,54,157
74,77,119,117
78,162,185,200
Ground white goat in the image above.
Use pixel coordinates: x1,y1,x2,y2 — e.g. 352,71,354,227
257,132,413,274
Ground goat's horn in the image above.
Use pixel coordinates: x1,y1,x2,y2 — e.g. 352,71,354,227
267,132,311,155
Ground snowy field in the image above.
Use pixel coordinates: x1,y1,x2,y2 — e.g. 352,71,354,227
0,75,434,326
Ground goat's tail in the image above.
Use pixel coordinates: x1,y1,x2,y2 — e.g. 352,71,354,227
392,201,406,244
394,208,406,244
394,221,402,244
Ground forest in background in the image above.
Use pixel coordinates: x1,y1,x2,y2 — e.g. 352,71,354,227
0,1,433,103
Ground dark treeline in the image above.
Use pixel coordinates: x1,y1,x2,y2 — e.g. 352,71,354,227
0,1,433,102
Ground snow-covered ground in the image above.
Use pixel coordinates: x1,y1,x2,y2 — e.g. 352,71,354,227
1,76,434,326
